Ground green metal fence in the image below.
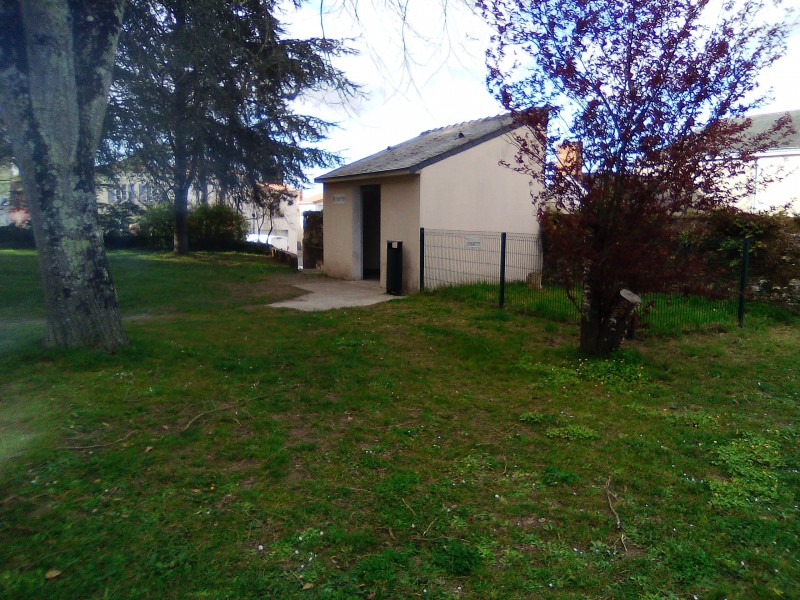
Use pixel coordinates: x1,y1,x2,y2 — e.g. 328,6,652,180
420,227,748,333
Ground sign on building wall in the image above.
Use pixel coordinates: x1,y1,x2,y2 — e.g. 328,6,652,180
333,194,345,205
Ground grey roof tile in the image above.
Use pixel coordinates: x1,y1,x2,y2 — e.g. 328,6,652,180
739,109,800,150
316,113,517,182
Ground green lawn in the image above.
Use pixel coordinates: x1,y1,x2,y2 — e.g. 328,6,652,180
1,250,798,598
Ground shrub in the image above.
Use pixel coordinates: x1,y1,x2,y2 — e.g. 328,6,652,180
98,199,146,249
132,202,250,251
0,224,35,249
188,203,247,249
97,199,145,238
702,209,800,305
136,201,175,249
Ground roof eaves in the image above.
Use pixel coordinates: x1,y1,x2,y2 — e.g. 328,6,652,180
314,167,416,184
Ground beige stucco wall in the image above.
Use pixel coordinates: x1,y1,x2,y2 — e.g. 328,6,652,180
322,175,421,291
419,130,541,233
322,181,358,281
379,176,421,292
731,153,800,214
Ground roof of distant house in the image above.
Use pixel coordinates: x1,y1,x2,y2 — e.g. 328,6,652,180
736,109,800,151
316,113,529,183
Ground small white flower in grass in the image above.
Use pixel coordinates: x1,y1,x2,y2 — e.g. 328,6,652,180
258,545,264,551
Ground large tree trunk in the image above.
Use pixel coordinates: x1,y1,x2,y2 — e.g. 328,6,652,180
173,182,190,254
580,280,641,356
0,0,128,351
171,3,191,255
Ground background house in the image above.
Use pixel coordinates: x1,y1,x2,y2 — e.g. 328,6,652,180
95,175,318,258
244,188,322,257
729,110,800,214
0,163,27,228
316,113,545,293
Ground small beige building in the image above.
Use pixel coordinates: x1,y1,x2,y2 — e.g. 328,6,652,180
316,113,545,293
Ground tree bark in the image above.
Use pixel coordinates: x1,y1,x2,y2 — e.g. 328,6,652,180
173,182,190,254
171,2,191,254
580,282,641,356
0,0,128,351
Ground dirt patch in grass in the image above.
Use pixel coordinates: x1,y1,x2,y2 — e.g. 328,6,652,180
226,272,310,306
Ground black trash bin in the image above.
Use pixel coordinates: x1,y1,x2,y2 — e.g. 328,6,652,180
386,240,403,295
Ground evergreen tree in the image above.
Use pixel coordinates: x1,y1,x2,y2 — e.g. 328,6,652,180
104,0,356,253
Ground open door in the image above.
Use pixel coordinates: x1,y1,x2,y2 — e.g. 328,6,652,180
361,185,381,280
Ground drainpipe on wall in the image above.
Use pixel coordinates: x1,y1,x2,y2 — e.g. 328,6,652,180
751,160,759,212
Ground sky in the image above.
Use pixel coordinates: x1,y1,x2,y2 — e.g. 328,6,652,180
284,0,800,195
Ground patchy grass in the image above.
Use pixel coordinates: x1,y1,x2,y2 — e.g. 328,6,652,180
431,280,795,337
1,250,799,598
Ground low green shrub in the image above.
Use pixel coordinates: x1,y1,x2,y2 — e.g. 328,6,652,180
136,201,175,249
134,201,248,250
188,203,247,249
0,224,35,249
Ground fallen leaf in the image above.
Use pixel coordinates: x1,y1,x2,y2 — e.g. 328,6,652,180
45,569,62,580
302,583,314,590
145,446,154,453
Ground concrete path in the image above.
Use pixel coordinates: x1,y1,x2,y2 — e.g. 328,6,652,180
269,274,402,312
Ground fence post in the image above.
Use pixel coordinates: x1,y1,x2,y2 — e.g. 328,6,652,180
738,237,750,327
499,232,507,308
419,227,425,291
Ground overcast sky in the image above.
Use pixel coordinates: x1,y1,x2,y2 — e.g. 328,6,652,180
285,1,800,195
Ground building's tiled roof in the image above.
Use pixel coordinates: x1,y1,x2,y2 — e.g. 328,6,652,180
316,113,519,182
740,109,800,150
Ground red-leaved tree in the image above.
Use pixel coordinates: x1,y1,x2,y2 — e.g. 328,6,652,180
478,0,794,354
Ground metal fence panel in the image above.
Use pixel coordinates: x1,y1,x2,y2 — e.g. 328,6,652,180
421,227,743,332
422,229,544,288
422,229,504,289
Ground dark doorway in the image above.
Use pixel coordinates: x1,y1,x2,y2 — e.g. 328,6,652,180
361,185,381,280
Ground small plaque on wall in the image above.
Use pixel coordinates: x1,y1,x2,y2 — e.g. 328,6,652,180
332,194,345,205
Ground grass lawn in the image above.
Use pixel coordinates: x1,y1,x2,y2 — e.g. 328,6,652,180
1,250,798,598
